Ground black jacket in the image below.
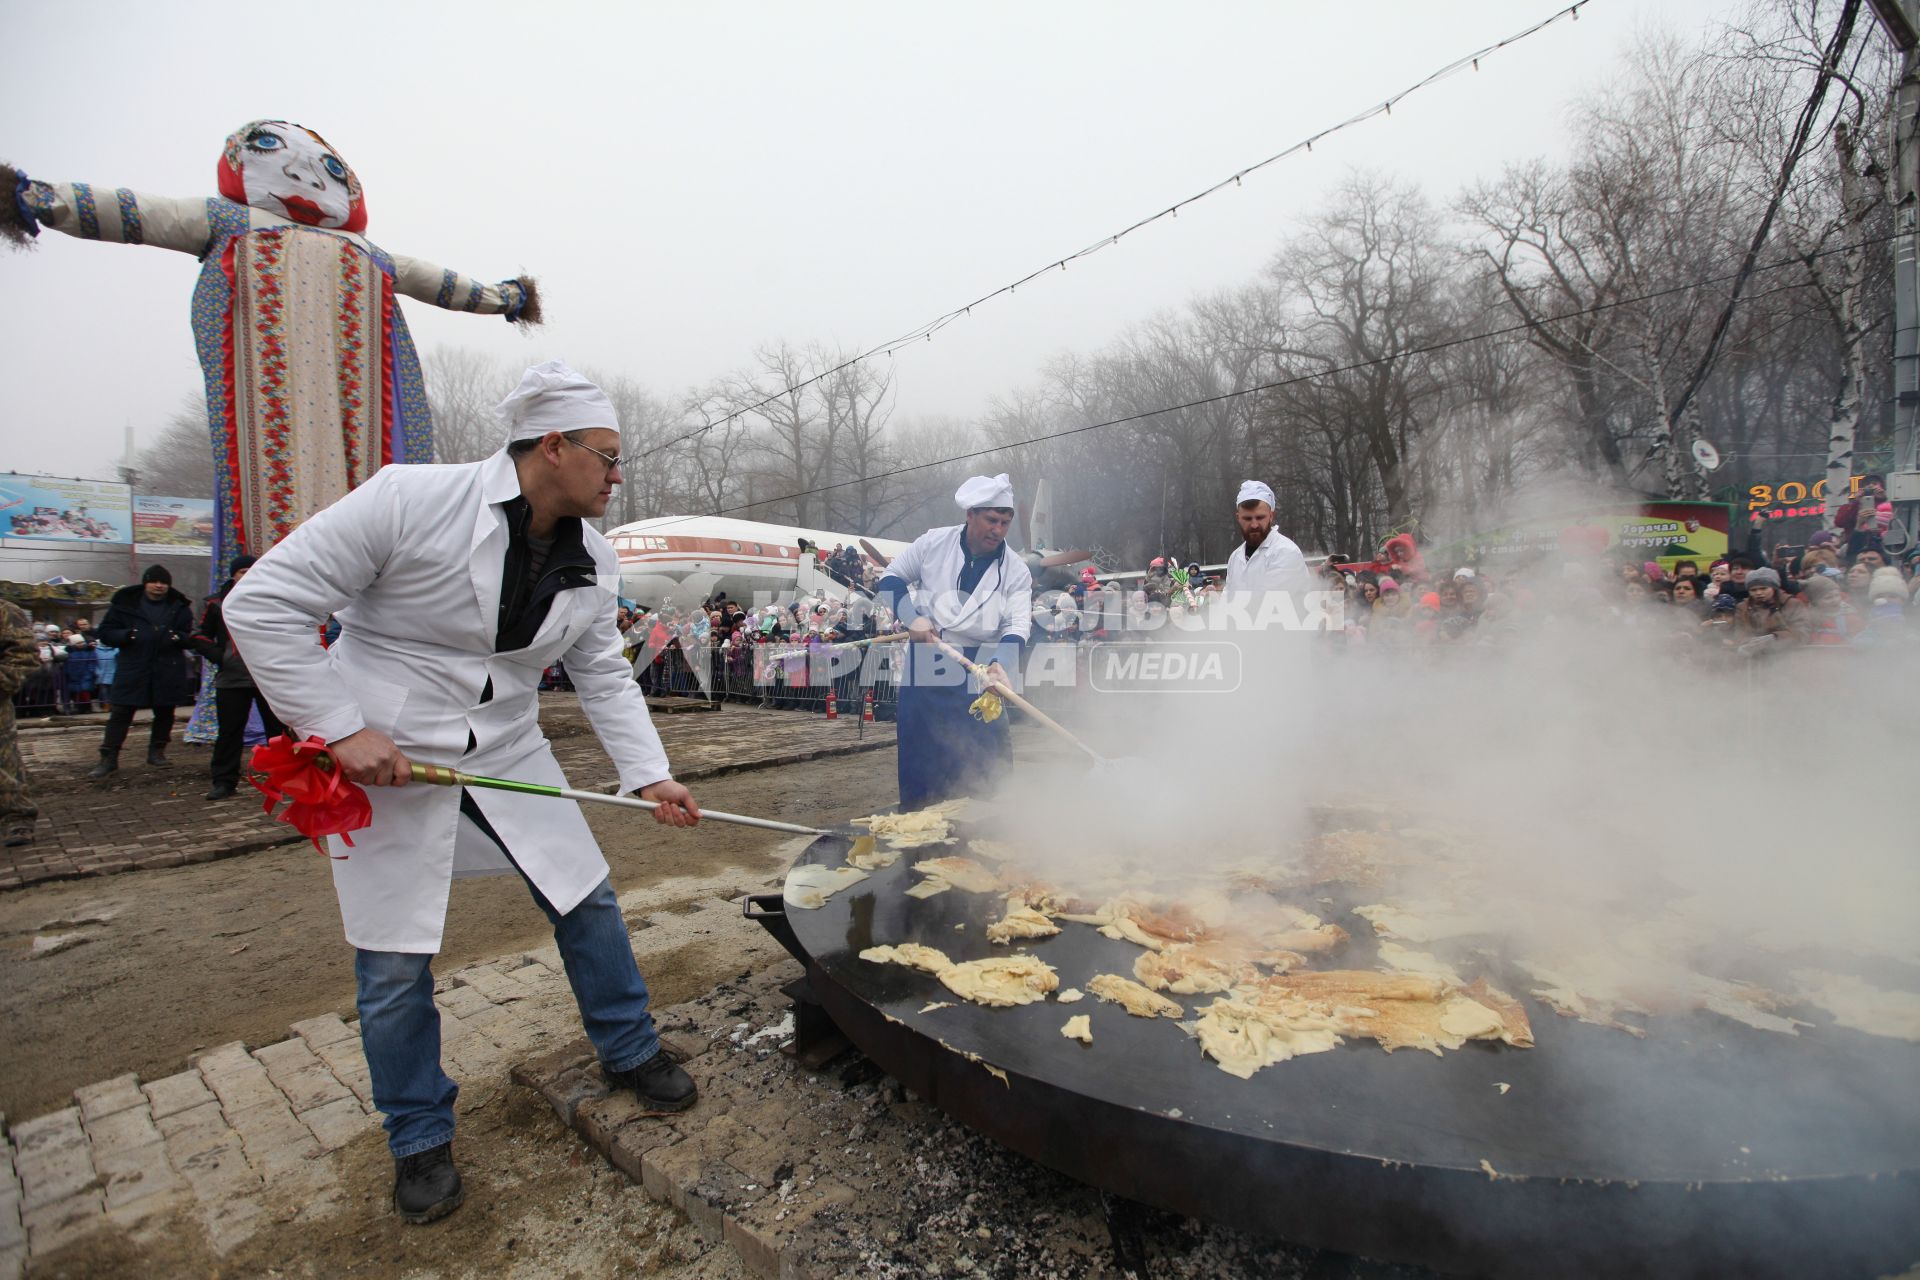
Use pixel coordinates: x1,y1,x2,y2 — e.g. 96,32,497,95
96,584,197,707
191,580,258,691
495,497,597,652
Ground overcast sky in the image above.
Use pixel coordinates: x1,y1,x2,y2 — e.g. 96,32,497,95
4,0,1735,486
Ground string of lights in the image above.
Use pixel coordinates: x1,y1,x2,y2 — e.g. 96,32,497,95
630,225,1895,534
639,2,1591,461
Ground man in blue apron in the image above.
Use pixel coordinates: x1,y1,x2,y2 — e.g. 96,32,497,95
875,475,1033,807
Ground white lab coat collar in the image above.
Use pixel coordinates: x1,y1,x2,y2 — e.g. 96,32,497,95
884,525,1033,645
949,533,1011,631
1223,528,1312,601
468,450,526,637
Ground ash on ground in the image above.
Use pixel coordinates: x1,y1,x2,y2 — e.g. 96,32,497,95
606,962,1433,1280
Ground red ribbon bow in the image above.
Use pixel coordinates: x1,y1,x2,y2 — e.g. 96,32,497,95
249,734,372,857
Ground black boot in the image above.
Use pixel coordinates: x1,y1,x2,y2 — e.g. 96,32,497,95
604,1049,698,1113
393,1142,463,1224
86,752,118,780
146,746,167,767
205,782,237,801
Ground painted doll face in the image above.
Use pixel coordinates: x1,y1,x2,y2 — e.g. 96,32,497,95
219,120,366,232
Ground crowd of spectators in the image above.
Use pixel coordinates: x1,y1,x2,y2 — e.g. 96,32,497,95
804,541,885,594
1309,532,1918,657
605,585,904,706
7,616,111,718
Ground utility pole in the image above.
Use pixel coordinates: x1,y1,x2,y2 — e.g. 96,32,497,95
118,423,138,584
1869,0,1920,544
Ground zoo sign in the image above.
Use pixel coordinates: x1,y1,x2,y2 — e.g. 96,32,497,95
1747,475,1866,520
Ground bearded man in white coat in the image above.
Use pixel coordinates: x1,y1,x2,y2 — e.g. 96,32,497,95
874,474,1033,807
1222,480,1314,613
225,360,704,1225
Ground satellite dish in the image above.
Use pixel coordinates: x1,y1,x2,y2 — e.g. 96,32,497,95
1691,439,1722,471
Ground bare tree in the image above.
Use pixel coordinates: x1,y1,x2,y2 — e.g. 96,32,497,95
425,347,511,464
819,359,906,534
1717,0,1895,525
679,385,757,518
723,343,837,528
587,371,684,528
880,414,973,539
1419,273,1553,527
134,394,216,499
1264,172,1454,546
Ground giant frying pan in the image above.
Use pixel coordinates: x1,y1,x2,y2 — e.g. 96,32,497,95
752,830,1920,1278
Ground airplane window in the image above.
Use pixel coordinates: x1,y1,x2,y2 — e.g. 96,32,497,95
730,541,742,553
753,544,763,555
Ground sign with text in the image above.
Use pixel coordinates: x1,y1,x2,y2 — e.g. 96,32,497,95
0,473,132,544
1446,502,1732,571
133,496,216,557
1746,474,1866,522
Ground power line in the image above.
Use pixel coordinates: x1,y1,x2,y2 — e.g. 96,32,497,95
641,2,1591,461
624,225,1897,535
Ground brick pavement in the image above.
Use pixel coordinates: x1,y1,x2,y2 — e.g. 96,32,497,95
0,866,796,1274
2,697,891,891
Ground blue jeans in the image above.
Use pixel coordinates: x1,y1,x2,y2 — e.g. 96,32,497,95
355,797,662,1157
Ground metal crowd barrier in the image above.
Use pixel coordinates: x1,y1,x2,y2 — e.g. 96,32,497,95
657,636,1098,724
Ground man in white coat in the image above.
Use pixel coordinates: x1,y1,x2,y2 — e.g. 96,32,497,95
874,474,1033,807
225,360,704,1225
1221,480,1314,614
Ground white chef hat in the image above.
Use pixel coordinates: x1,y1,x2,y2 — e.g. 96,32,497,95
954,473,1015,511
1236,479,1275,509
496,359,619,444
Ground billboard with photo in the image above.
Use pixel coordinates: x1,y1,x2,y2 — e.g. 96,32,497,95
133,496,216,557
0,473,132,544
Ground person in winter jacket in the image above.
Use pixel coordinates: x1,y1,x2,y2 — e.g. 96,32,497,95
1835,474,1891,561
1669,575,1711,623
20,624,66,716
1732,568,1809,652
89,565,197,777
1799,575,1856,645
60,626,98,713
192,555,287,800
93,632,118,708
1847,566,1913,650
